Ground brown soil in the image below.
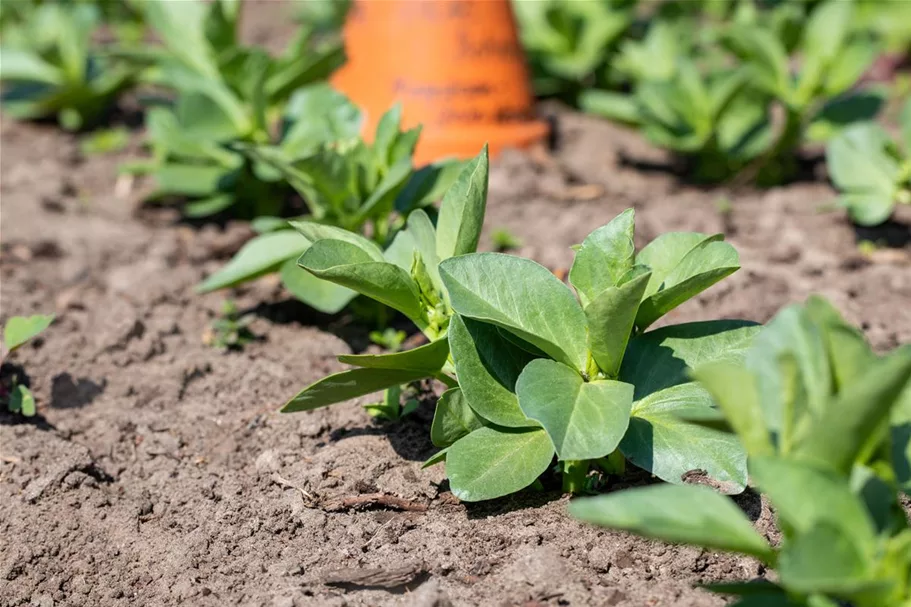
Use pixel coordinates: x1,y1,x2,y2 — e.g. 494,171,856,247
3,6,911,607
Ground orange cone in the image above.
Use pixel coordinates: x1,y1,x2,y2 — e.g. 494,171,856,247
331,0,548,165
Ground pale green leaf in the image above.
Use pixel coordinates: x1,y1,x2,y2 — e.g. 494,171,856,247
337,337,449,372
439,253,588,371
280,257,357,314
299,239,423,320
197,231,305,292
4,314,54,353
569,209,636,306
436,146,489,259
517,359,633,460
446,426,554,502
586,272,651,378
282,367,433,413
569,485,773,561
448,315,534,428
431,388,484,448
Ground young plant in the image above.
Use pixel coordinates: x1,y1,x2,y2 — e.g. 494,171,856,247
0,4,136,129
121,0,345,218
1,314,54,417
513,0,635,101
430,209,755,501
826,99,911,227
277,147,490,414
571,297,911,607
196,98,463,314
203,300,255,350
721,0,884,179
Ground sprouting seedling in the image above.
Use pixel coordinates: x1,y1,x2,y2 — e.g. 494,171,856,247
0,4,136,130
430,208,754,501
826,99,911,227
363,383,420,422
570,297,911,607
1,314,54,417
369,328,407,353
203,300,255,351
490,227,523,252
195,96,464,315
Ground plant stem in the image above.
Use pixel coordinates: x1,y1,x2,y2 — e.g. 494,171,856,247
596,449,626,476
562,460,589,494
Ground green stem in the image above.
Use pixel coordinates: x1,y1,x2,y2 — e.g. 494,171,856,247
562,460,589,494
433,372,459,389
596,449,626,476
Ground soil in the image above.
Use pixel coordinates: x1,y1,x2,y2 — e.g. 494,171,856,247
3,5,911,607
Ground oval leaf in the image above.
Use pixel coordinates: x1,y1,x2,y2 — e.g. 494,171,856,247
517,359,633,461
4,314,54,353
431,388,484,448
446,427,554,502
439,253,588,371
569,209,635,306
299,240,423,320
620,382,748,493
448,315,535,427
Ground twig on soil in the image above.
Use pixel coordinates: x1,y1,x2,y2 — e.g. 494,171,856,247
321,564,426,589
320,493,428,513
270,472,316,505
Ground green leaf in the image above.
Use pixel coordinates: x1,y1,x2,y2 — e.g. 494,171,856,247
299,240,423,320
826,123,898,199
279,258,356,314
435,146,489,259
142,0,220,80
890,387,911,494
431,388,484,448
586,272,651,378
840,192,898,227
9,384,37,417
745,304,832,444
621,320,761,399
751,457,876,553
282,367,434,413
778,523,873,595
636,233,718,297
569,209,636,306
446,426,555,502
373,104,402,167
338,337,449,372
804,295,876,390
440,253,588,371
636,239,740,330
0,47,62,84
288,220,385,261
183,194,235,218
621,383,748,493
422,448,448,468
794,345,911,474
578,91,641,125
448,315,535,427
395,158,466,211
153,163,229,197
197,231,305,292
4,314,54,353
282,83,362,156
357,155,414,220
516,359,633,460
691,362,773,457
569,485,773,561
801,0,853,65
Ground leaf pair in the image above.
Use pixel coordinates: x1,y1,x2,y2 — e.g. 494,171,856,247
2,314,54,418
572,297,911,607
429,209,754,501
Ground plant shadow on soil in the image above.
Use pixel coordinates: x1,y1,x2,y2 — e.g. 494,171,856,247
854,217,911,249
326,396,439,463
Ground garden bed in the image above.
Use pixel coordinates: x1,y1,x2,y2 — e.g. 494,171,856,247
3,107,910,607
3,5,911,606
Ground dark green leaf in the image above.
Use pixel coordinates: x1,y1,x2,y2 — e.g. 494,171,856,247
435,146,489,259
282,367,434,413
431,388,484,448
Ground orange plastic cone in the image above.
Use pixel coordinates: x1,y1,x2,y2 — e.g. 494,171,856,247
331,0,548,165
